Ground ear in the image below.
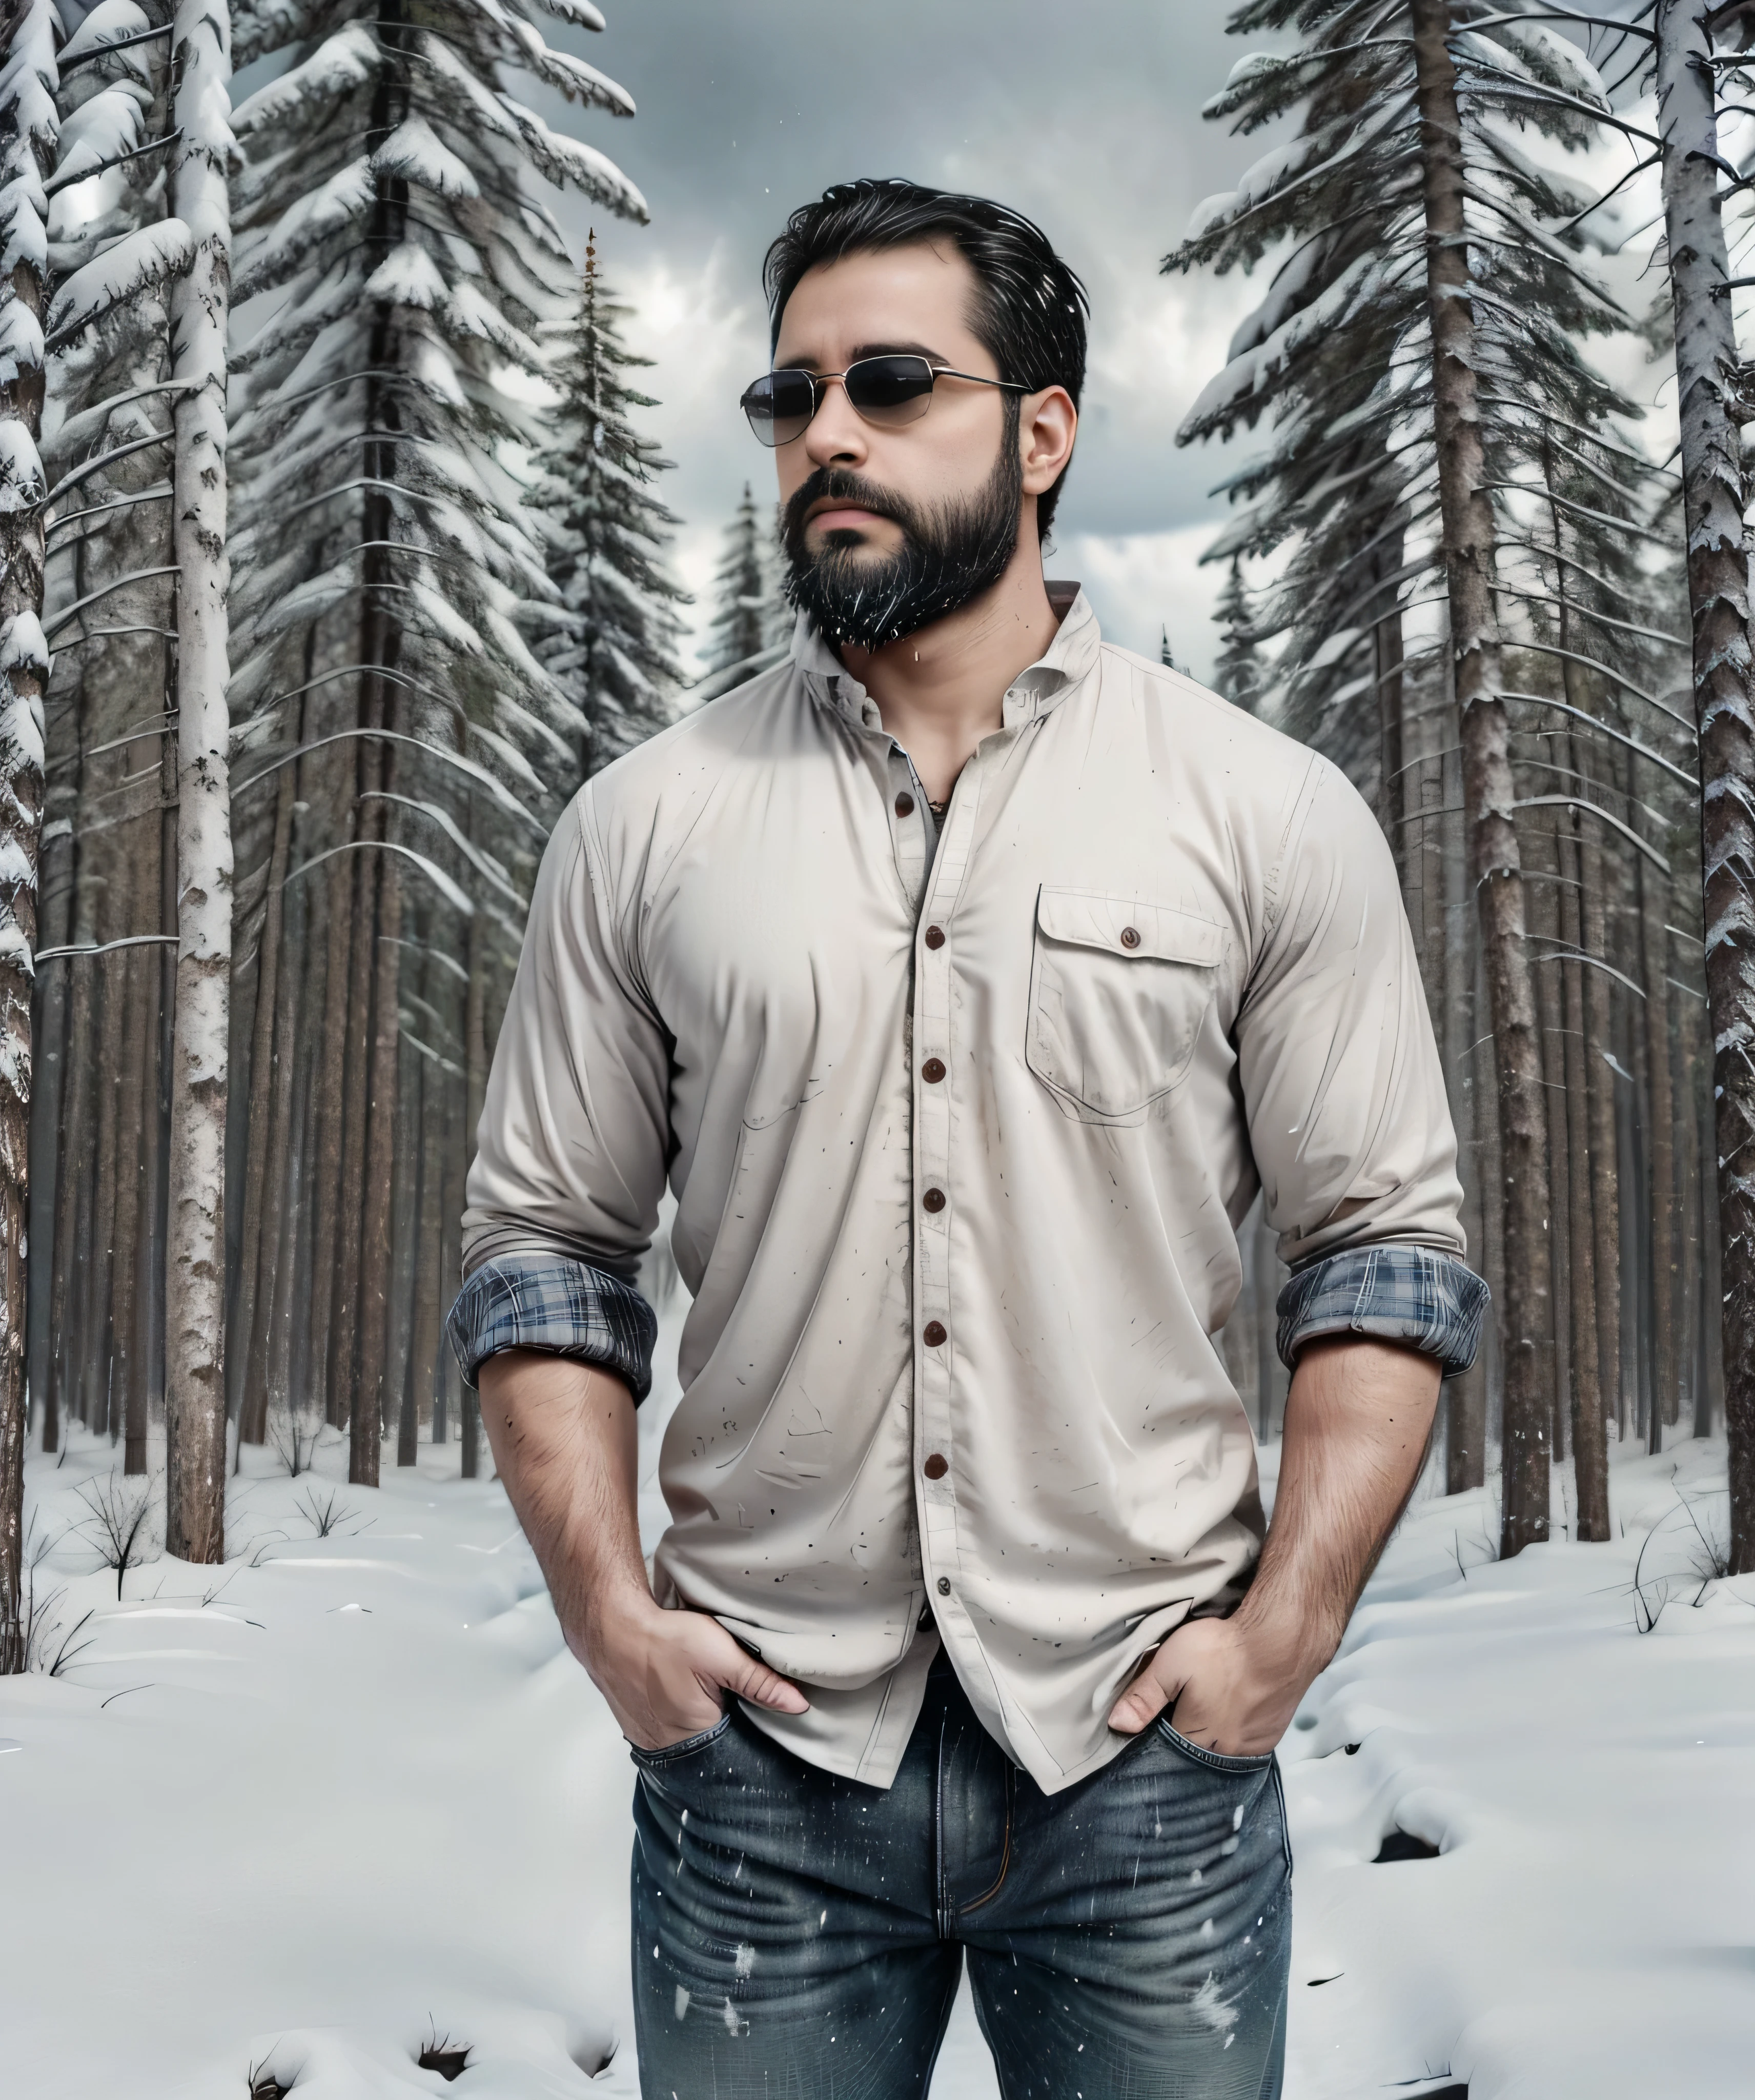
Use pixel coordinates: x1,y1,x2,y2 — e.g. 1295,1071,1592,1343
1019,386,1077,498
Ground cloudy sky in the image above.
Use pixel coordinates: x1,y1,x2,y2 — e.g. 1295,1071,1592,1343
538,0,1288,681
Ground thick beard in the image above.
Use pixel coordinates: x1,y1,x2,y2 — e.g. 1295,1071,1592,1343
781,420,1024,653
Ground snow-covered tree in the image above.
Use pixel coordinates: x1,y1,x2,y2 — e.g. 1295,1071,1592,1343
1651,0,1755,1566
696,481,786,700
1172,0,1683,1552
0,0,57,1668
527,229,685,780
225,0,647,1482
34,0,190,1479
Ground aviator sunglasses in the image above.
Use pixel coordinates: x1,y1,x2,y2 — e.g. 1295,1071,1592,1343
740,353,1027,448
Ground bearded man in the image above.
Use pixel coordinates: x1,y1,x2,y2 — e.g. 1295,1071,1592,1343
450,179,1486,2100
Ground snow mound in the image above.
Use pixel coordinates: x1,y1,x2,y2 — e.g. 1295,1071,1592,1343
7,1420,1751,2098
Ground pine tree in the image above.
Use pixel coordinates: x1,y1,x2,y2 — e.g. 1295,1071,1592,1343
0,0,56,1666
528,230,685,780
1651,0,1755,1565
224,0,647,1482
1210,559,1264,713
1171,0,1687,1551
697,482,786,701
35,0,191,1477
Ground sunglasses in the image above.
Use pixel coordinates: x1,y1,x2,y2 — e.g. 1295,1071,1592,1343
740,354,1026,448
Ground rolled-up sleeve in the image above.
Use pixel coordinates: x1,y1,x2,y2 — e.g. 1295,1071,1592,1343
445,1256,659,1397
449,790,670,1399
1236,756,1488,1378
1275,1243,1488,1379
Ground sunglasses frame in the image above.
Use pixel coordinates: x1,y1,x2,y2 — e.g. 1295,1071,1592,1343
741,354,1029,448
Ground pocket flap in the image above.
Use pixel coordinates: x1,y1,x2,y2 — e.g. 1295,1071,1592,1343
1034,887,1226,967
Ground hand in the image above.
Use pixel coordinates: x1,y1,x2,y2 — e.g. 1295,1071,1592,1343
577,1592,810,1752
1106,1612,1315,1758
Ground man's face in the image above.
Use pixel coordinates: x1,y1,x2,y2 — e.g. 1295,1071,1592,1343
769,243,1036,651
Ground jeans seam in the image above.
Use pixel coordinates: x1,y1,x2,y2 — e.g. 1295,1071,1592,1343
628,1712,731,1768
1271,1754,1294,1876
934,1708,952,1939
1156,1714,1274,1775
957,1760,1013,1916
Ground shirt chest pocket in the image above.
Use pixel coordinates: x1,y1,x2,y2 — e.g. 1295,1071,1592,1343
1025,887,1227,1124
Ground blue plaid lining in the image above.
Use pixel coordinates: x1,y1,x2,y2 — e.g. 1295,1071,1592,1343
1276,1244,1488,1381
445,1255,658,1403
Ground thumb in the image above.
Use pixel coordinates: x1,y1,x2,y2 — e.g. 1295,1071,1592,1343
1108,1647,1183,1734
717,1647,811,1716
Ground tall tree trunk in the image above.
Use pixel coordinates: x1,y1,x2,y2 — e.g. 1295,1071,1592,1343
1413,0,1553,1552
1375,538,1409,895
311,850,352,1425
1574,761,1625,1445
114,943,150,1474
1443,750,1486,1491
90,940,126,1439
1638,835,1678,1440
1656,0,1755,1567
27,815,70,1455
406,1024,445,1458
235,757,298,1442
0,0,51,1664
162,0,234,1564
1559,769,1610,1535
355,826,401,1476
460,876,488,1479
1530,841,1572,1460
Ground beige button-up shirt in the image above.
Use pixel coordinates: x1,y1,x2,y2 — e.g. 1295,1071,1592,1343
460,591,1473,1794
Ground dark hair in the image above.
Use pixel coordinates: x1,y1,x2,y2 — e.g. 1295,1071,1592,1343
764,178,1089,540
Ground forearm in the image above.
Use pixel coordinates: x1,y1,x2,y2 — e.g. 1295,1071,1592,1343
478,1348,647,1658
1237,1335,1440,1674
478,1346,809,1747
1109,1334,1439,1746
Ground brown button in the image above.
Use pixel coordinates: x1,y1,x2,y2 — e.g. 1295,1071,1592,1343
923,1453,949,1481
923,1320,947,1347
921,1058,945,1084
1120,925,1141,950
924,924,945,950
895,792,915,817
937,1576,951,1596
922,1186,946,1213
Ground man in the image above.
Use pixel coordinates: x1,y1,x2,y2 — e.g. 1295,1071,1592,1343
450,179,1486,2099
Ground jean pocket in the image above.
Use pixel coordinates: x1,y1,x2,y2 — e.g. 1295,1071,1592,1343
1154,1713,1276,1776
628,1711,732,1769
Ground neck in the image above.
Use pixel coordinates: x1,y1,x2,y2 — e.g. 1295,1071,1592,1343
836,530,1060,805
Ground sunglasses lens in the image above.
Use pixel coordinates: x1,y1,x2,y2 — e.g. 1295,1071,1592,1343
844,355,935,427
742,369,815,447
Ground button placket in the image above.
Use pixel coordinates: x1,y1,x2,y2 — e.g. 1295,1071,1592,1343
911,754,979,1607
885,746,928,908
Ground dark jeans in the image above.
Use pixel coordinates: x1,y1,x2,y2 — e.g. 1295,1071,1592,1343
629,1654,1291,2098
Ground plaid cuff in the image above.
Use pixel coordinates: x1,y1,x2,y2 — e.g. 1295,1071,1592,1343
445,1255,658,1403
1276,1244,1488,1381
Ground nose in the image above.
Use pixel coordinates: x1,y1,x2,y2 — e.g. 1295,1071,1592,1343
802,373,866,470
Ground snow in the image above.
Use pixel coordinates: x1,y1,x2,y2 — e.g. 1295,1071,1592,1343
362,240,450,311
372,116,479,202
55,0,153,72
0,420,46,511
231,25,380,138
7,1410,1755,2096
46,219,194,342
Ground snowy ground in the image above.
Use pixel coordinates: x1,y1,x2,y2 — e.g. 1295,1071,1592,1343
6,1421,1752,2098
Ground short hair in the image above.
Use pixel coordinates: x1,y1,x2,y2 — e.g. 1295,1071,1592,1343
764,178,1089,540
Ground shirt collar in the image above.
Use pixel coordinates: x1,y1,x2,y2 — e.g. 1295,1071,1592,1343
794,582,1101,737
